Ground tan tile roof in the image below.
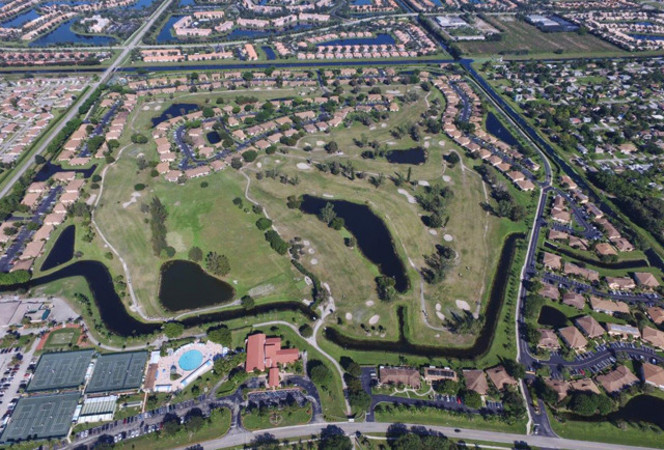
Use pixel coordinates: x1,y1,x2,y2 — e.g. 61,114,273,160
575,315,605,338
463,369,488,395
486,366,517,391
559,326,588,349
596,365,638,393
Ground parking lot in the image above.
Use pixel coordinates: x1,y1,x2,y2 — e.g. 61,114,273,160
0,339,38,426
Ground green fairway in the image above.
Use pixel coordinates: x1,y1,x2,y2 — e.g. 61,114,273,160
458,16,621,57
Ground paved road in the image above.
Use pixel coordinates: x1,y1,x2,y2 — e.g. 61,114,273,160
173,420,657,450
0,0,174,200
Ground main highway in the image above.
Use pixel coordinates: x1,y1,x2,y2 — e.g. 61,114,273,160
0,0,175,199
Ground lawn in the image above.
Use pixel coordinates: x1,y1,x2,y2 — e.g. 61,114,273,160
549,410,664,449
246,95,508,349
374,403,526,434
43,328,80,350
94,137,306,318
115,407,232,449
241,403,312,430
458,16,620,58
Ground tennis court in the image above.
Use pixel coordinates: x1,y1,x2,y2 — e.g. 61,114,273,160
27,350,94,392
86,351,149,394
0,392,80,443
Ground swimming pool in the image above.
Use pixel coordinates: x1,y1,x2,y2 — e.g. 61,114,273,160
178,349,203,371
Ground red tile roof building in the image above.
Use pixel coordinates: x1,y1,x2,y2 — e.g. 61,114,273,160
245,333,300,388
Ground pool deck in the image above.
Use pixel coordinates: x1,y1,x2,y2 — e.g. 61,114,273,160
152,340,225,392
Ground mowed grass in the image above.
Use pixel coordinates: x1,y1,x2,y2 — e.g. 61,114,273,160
44,328,79,349
458,16,620,57
241,403,312,430
248,114,502,346
95,144,304,317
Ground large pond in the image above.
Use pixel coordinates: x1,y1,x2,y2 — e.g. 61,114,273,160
385,147,426,165
1,9,39,28
151,103,199,127
40,225,75,272
537,305,568,328
325,233,524,358
30,19,116,46
485,111,519,147
158,260,235,312
300,195,409,292
226,29,271,40
0,259,316,337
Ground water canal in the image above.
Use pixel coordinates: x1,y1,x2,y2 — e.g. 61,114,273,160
325,233,524,358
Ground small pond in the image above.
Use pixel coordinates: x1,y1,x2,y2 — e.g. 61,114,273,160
385,147,426,165
40,225,75,272
262,45,276,60
158,260,235,312
155,15,185,44
34,162,96,182
537,305,568,328
300,195,409,292
207,131,220,144
485,111,519,147
151,103,199,127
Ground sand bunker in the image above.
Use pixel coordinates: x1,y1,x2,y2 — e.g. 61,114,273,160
322,193,334,198
438,140,446,146
435,303,441,311
122,192,141,209
397,188,416,204
429,229,438,235
369,314,380,325
345,312,353,320
296,162,311,170
443,234,454,242
418,180,430,187
456,299,471,311
365,300,374,307
311,258,318,265
442,175,451,182
436,311,446,321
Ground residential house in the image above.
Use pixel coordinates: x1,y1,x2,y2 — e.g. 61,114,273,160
537,329,560,350
596,365,638,394
641,326,664,349
485,366,517,391
462,369,488,395
379,366,421,389
641,363,664,390
559,326,588,350
575,315,604,339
